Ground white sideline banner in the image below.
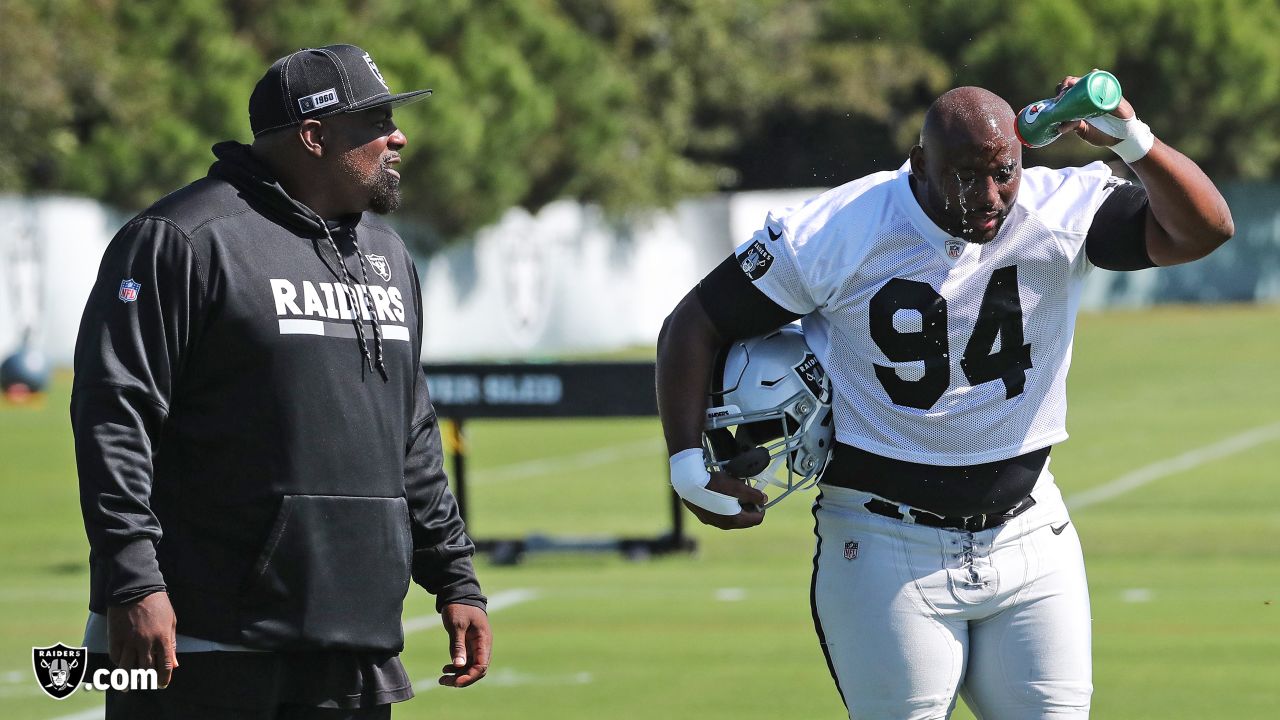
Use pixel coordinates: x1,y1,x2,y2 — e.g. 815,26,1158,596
4,185,1279,366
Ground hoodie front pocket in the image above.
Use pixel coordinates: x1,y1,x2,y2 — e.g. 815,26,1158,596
239,494,412,651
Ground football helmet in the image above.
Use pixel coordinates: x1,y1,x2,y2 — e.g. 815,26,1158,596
704,325,834,507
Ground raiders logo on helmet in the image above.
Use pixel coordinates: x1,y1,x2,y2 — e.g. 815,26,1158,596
793,352,831,404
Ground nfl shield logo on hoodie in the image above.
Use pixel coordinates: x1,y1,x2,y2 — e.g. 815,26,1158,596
118,279,141,303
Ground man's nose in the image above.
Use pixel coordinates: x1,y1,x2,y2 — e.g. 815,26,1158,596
389,128,407,150
970,175,999,208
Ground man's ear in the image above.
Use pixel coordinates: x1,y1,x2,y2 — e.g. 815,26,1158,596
908,144,925,180
298,120,325,158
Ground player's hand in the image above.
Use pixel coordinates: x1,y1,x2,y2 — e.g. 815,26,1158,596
438,603,491,688
107,590,179,689
682,472,767,530
1053,72,1137,147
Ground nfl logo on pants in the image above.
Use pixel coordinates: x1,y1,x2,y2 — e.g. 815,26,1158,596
844,541,859,560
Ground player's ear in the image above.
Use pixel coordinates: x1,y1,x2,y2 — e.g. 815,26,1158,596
298,119,325,158
909,144,925,179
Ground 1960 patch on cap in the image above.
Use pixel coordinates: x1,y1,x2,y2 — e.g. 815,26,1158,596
249,44,433,137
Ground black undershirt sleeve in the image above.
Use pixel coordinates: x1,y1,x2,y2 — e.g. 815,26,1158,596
1084,182,1157,271
696,254,804,340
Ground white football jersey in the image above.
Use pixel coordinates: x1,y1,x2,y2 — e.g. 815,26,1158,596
737,160,1122,465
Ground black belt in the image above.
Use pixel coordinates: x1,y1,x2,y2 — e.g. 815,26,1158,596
863,495,1037,532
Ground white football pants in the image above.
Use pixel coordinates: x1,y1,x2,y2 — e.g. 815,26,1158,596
811,466,1092,719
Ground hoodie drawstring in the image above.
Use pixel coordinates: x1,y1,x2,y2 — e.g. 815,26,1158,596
320,223,388,381
352,244,387,378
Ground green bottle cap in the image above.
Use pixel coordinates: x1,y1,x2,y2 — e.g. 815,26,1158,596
1016,70,1123,148
1081,70,1123,113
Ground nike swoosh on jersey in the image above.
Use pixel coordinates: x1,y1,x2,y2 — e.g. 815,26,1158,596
1051,522,1071,535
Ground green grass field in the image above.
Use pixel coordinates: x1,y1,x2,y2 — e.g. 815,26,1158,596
3,304,1279,719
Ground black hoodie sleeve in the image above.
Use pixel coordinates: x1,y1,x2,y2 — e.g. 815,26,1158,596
405,366,487,612
71,217,207,608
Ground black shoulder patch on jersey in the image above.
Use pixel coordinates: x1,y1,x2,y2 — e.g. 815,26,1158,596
696,255,803,341
1085,182,1155,271
737,240,775,281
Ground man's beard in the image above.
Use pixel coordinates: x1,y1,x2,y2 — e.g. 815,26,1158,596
368,169,401,214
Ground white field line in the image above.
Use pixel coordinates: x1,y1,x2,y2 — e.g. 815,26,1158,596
40,589,539,720
0,588,85,603
402,588,539,635
1066,421,1280,511
407,589,545,691
413,667,593,691
45,708,105,720
0,685,43,699
0,668,42,698
467,438,663,485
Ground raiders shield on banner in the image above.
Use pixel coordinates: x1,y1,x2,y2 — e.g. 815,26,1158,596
32,643,87,700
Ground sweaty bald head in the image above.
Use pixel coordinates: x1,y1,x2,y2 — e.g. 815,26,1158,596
910,87,1022,243
921,87,1017,151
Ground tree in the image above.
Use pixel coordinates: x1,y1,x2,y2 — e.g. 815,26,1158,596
155,0,718,239
869,0,1280,179
718,0,1280,186
2,0,1277,245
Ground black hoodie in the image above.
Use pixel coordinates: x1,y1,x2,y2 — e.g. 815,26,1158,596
71,142,484,653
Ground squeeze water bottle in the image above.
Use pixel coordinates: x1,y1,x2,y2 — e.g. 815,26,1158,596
1015,70,1123,148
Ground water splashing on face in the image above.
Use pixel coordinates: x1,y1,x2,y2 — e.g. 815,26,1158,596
954,172,975,236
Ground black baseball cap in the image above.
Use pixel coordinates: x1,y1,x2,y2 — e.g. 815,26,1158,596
249,44,432,137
